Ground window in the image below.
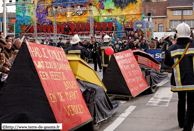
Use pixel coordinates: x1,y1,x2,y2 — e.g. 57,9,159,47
183,10,192,15
170,20,181,29
173,10,181,15
184,20,194,28
158,24,163,32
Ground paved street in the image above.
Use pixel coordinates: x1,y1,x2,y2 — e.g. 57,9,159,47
89,63,186,131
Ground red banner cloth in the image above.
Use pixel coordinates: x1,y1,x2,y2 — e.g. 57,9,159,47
114,50,149,97
26,42,92,131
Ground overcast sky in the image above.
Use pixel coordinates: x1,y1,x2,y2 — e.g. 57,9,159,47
0,0,16,13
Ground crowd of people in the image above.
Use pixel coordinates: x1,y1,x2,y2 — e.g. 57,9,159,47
0,31,21,90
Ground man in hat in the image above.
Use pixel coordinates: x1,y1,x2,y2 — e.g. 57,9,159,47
91,36,102,72
100,34,114,77
48,39,56,47
67,34,90,60
57,38,65,49
164,22,194,131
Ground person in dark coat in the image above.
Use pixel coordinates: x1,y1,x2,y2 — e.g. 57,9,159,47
57,38,65,49
67,34,90,60
161,32,173,72
140,37,148,51
164,22,194,131
91,36,102,72
48,39,56,47
100,35,114,77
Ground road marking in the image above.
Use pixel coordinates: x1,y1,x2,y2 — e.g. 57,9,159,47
103,106,136,131
147,86,173,107
119,101,127,105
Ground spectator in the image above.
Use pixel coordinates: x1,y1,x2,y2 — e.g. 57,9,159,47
57,38,65,49
130,31,134,38
4,41,12,59
9,50,18,67
0,32,4,39
122,41,129,51
140,37,148,51
48,39,56,47
132,41,139,49
65,39,71,49
128,36,132,43
115,38,122,44
134,33,139,41
114,38,122,52
122,33,128,41
11,38,22,51
0,38,7,50
148,38,156,50
128,38,134,49
5,35,12,43
40,40,45,45
158,39,163,48
0,53,10,73
155,37,160,48
64,25,70,34
45,39,49,45
139,35,142,43
136,39,141,47
112,34,117,44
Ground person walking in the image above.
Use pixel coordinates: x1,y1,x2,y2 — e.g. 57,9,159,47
67,34,90,60
164,22,194,131
91,36,102,72
100,35,114,77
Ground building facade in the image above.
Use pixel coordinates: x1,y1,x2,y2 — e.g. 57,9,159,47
143,1,169,32
166,0,194,31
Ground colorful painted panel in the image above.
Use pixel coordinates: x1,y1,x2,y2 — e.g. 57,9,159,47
16,0,142,35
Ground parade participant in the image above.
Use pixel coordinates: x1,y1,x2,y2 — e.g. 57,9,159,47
91,36,102,72
57,38,65,49
67,34,90,60
164,22,194,131
100,34,113,77
161,32,173,71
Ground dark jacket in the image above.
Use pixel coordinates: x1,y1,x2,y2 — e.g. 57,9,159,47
140,42,148,51
11,44,19,52
57,42,65,49
66,44,90,59
164,38,194,92
100,42,114,67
